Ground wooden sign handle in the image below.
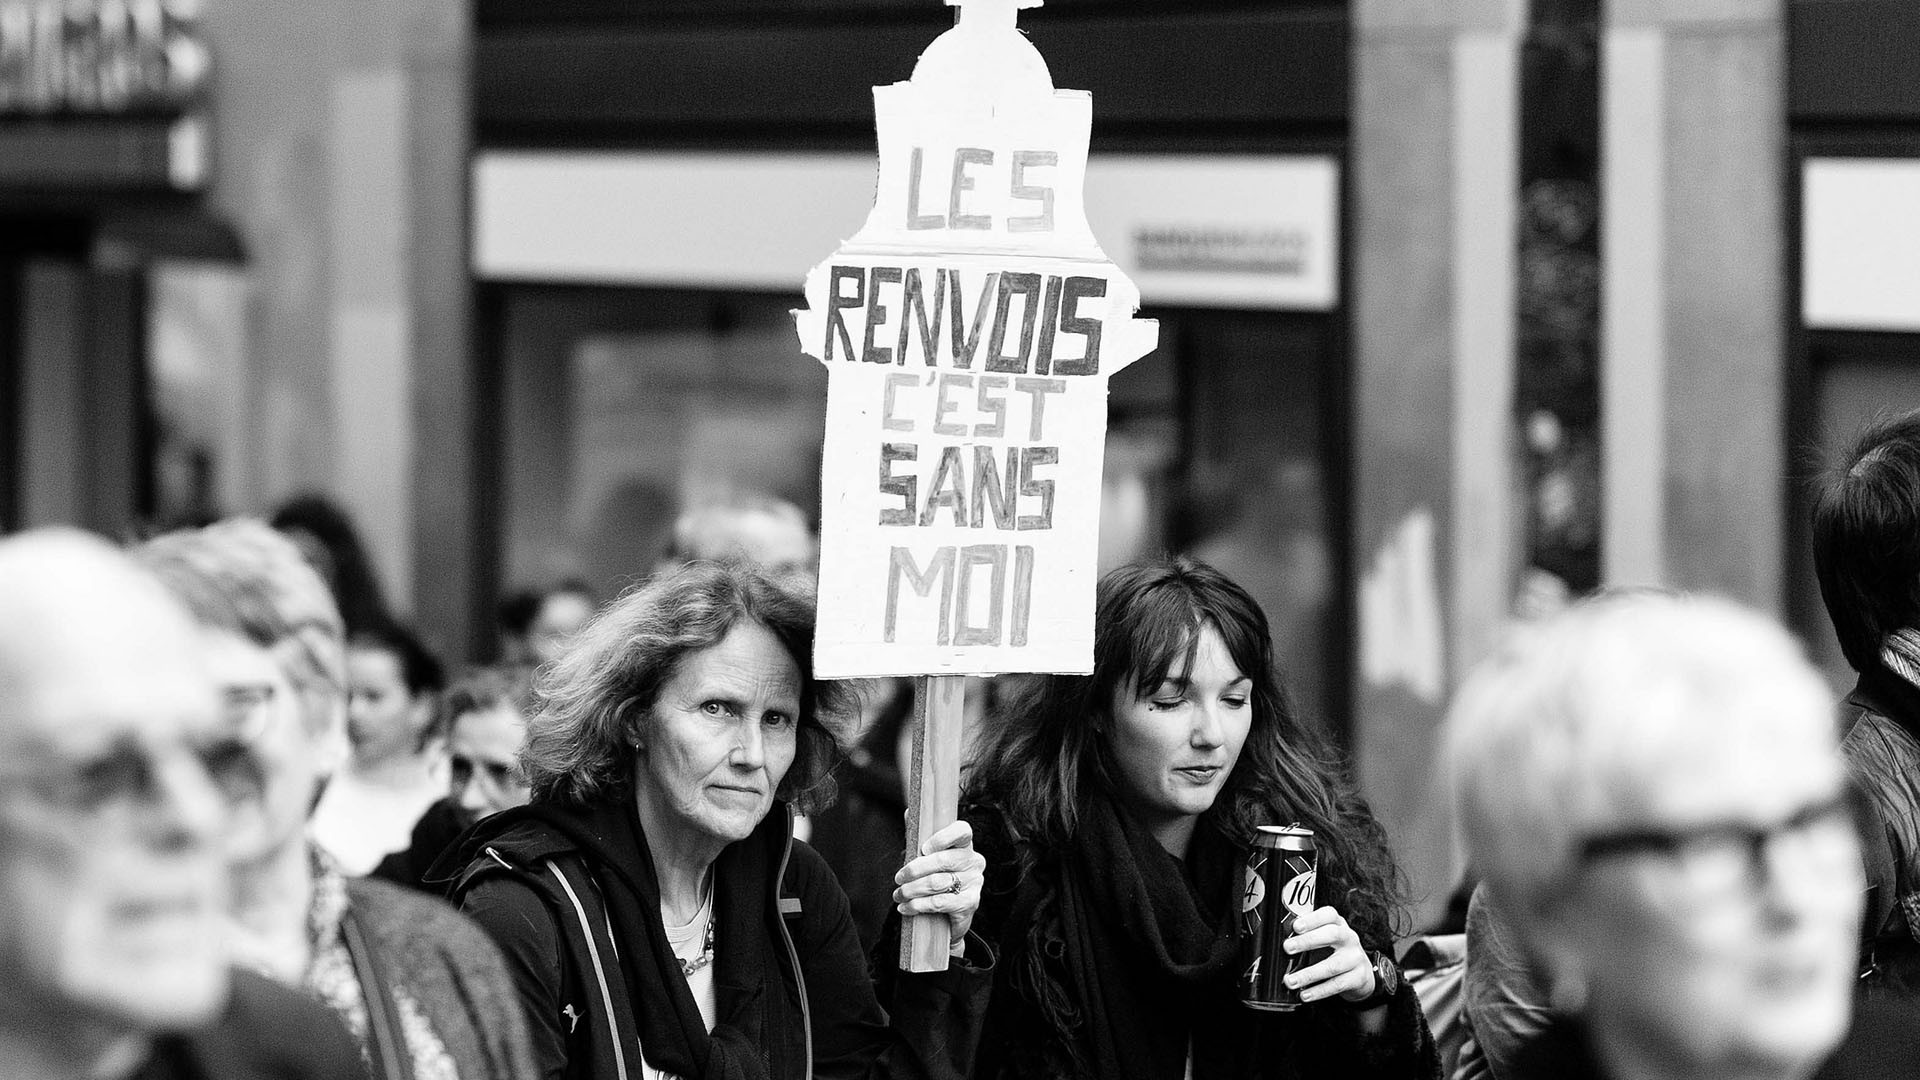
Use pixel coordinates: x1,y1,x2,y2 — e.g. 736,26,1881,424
900,674,967,972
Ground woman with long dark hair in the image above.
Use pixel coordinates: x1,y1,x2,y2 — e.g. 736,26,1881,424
959,556,1436,1080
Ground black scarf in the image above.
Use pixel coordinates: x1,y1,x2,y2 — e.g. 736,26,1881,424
470,796,798,1080
1028,790,1270,1080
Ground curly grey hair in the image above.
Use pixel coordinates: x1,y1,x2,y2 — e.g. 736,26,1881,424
522,560,852,812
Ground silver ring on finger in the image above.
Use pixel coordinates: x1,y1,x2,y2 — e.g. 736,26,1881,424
947,873,964,895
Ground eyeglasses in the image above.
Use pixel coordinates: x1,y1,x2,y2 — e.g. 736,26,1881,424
222,682,279,743
1,733,259,825
1576,794,1858,901
449,753,525,793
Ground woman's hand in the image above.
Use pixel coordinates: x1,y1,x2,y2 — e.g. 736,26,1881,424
1282,906,1377,1005
892,819,986,945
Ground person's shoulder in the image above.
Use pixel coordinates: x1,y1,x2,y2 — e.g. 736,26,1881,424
347,874,514,958
1819,996,1920,1080
1504,1018,1605,1080
184,969,367,1080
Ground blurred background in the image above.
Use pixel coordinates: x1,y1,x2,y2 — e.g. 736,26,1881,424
0,0,1911,924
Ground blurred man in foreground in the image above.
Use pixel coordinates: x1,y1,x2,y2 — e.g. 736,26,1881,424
0,529,362,1079
1445,592,1920,1080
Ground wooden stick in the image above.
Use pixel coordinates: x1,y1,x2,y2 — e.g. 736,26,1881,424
900,674,967,972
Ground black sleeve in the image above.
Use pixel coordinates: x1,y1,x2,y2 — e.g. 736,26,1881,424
1841,727,1905,962
788,841,994,1080
461,875,570,1080
186,968,372,1080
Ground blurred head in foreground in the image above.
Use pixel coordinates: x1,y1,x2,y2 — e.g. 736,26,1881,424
134,519,348,867
1445,593,1862,1080
0,530,229,1053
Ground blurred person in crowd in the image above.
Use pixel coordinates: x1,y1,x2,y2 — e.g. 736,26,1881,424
0,529,365,1080
1813,408,1920,996
134,520,536,1080
498,580,598,668
270,494,396,637
373,664,536,892
813,674,1008,954
959,556,1437,1080
1455,880,1550,1080
1444,592,1920,1080
1187,456,1336,728
808,675,915,953
312,622,449,875
444,562,991,1080
659,491,817,596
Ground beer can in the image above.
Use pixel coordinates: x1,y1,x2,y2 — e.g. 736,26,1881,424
1240,824,1320,1011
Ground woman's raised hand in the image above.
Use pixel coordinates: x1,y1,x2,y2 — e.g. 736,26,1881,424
1281,906,1378,1005
891,819,987,945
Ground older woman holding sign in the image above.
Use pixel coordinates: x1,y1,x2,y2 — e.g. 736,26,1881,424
448,561,992,1080
1445,593,1920,1080
958,557,1437,1080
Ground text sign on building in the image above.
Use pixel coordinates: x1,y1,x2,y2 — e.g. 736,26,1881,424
794,0,1157,678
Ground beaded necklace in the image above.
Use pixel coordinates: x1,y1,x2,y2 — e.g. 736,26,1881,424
671,878,717,979
679,916,716,978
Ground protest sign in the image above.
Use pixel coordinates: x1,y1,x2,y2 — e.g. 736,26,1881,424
794,0,1157,969
795,0,1157,680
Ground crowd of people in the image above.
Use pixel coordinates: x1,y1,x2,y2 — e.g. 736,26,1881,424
14,412,1920,1080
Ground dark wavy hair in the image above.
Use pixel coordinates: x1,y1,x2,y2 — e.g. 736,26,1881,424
964,555,1408,940
1812,408,1920,673
270,494,395,638
521,560,853,813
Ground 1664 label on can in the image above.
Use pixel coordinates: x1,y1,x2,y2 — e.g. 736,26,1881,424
1241,825,1319,1011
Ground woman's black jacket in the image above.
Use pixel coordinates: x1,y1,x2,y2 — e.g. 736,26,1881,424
445,803,991,1080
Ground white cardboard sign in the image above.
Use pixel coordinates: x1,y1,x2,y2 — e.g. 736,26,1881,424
794,0,1157,678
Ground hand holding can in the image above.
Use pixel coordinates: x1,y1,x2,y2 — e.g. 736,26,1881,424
1240,825,1328,1011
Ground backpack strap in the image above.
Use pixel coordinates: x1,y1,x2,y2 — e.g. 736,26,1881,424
452,844,639,1080
543,853,639,1080
339,904,416,1080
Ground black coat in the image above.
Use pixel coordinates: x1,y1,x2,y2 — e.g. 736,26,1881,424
1507,1001,1920,1080
447,802,990,1080
134,969,369,1080
1838,663,1920,995
960,805,1438,1080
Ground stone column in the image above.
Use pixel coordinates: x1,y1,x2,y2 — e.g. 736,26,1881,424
1353,0,1525,926
1601,0,1784,607
203,0,470,647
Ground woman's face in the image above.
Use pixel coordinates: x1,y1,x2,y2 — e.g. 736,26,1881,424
633,621,802,854
200,630,324,864
449,703,531,822
1105,625,1252,851
1552,717,1863,1079
346,646,428,768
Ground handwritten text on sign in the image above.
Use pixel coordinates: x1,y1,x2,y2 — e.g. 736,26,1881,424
807,247,1136,676
799,63,1155,678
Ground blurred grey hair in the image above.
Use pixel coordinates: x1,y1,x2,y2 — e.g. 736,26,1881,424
667,492,813,563
132,518,346,736
521,560,852,811
1442,591,1838,922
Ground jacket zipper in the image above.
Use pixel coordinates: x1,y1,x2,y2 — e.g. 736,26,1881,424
774,810,813,1079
